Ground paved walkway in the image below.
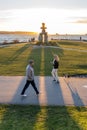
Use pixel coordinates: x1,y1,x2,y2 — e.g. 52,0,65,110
0,76,87,106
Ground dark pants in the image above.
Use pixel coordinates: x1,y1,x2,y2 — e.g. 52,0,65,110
21,80,39,95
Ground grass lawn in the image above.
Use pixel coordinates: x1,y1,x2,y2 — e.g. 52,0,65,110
57,40,87,50
0,105,87,130
0,41,87,76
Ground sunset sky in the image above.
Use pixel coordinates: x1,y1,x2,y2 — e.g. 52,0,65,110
0,0,87,34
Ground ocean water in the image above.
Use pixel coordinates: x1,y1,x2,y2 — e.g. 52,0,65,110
49,35,87,41
0,34,38,44
0,34,87,44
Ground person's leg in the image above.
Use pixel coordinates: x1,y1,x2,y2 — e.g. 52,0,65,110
31,80,39,94
51,68,56,80
21,80,30,95
55,69,59,82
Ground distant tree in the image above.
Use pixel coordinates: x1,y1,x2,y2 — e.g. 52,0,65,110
3,40,8,44
13,39,19,43
31,37,35,42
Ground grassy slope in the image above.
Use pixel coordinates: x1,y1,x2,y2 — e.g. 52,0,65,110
57,41,87,75
0,105,87,130
58,40,87,50
0,41,87,76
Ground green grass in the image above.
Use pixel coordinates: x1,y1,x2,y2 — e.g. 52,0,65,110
0,41,87,76
57,40,87,50
0,105,87,130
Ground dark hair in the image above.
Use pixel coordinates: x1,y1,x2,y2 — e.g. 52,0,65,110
29,60,34,64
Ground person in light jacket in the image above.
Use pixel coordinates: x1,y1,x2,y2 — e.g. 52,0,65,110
51,55,59,83
21,60,39,97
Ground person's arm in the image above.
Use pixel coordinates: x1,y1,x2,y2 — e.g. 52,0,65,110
27,68,33,80
51,59,54,65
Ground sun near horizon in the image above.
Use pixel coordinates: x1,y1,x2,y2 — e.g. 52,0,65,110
0,0,87,35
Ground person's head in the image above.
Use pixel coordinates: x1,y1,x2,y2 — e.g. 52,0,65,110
54,54,59,61
29,60,34,67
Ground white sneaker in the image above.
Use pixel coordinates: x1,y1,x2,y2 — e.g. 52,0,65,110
21,94,27,97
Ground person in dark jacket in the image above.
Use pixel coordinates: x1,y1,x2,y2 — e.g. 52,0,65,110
51,55,59,83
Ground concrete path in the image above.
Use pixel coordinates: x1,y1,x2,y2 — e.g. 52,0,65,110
0,76,87,106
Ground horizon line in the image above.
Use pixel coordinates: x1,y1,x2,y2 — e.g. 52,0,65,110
0,31,87,35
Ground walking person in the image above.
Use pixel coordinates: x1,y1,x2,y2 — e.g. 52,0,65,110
21,60,39,97
51,54,59,83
